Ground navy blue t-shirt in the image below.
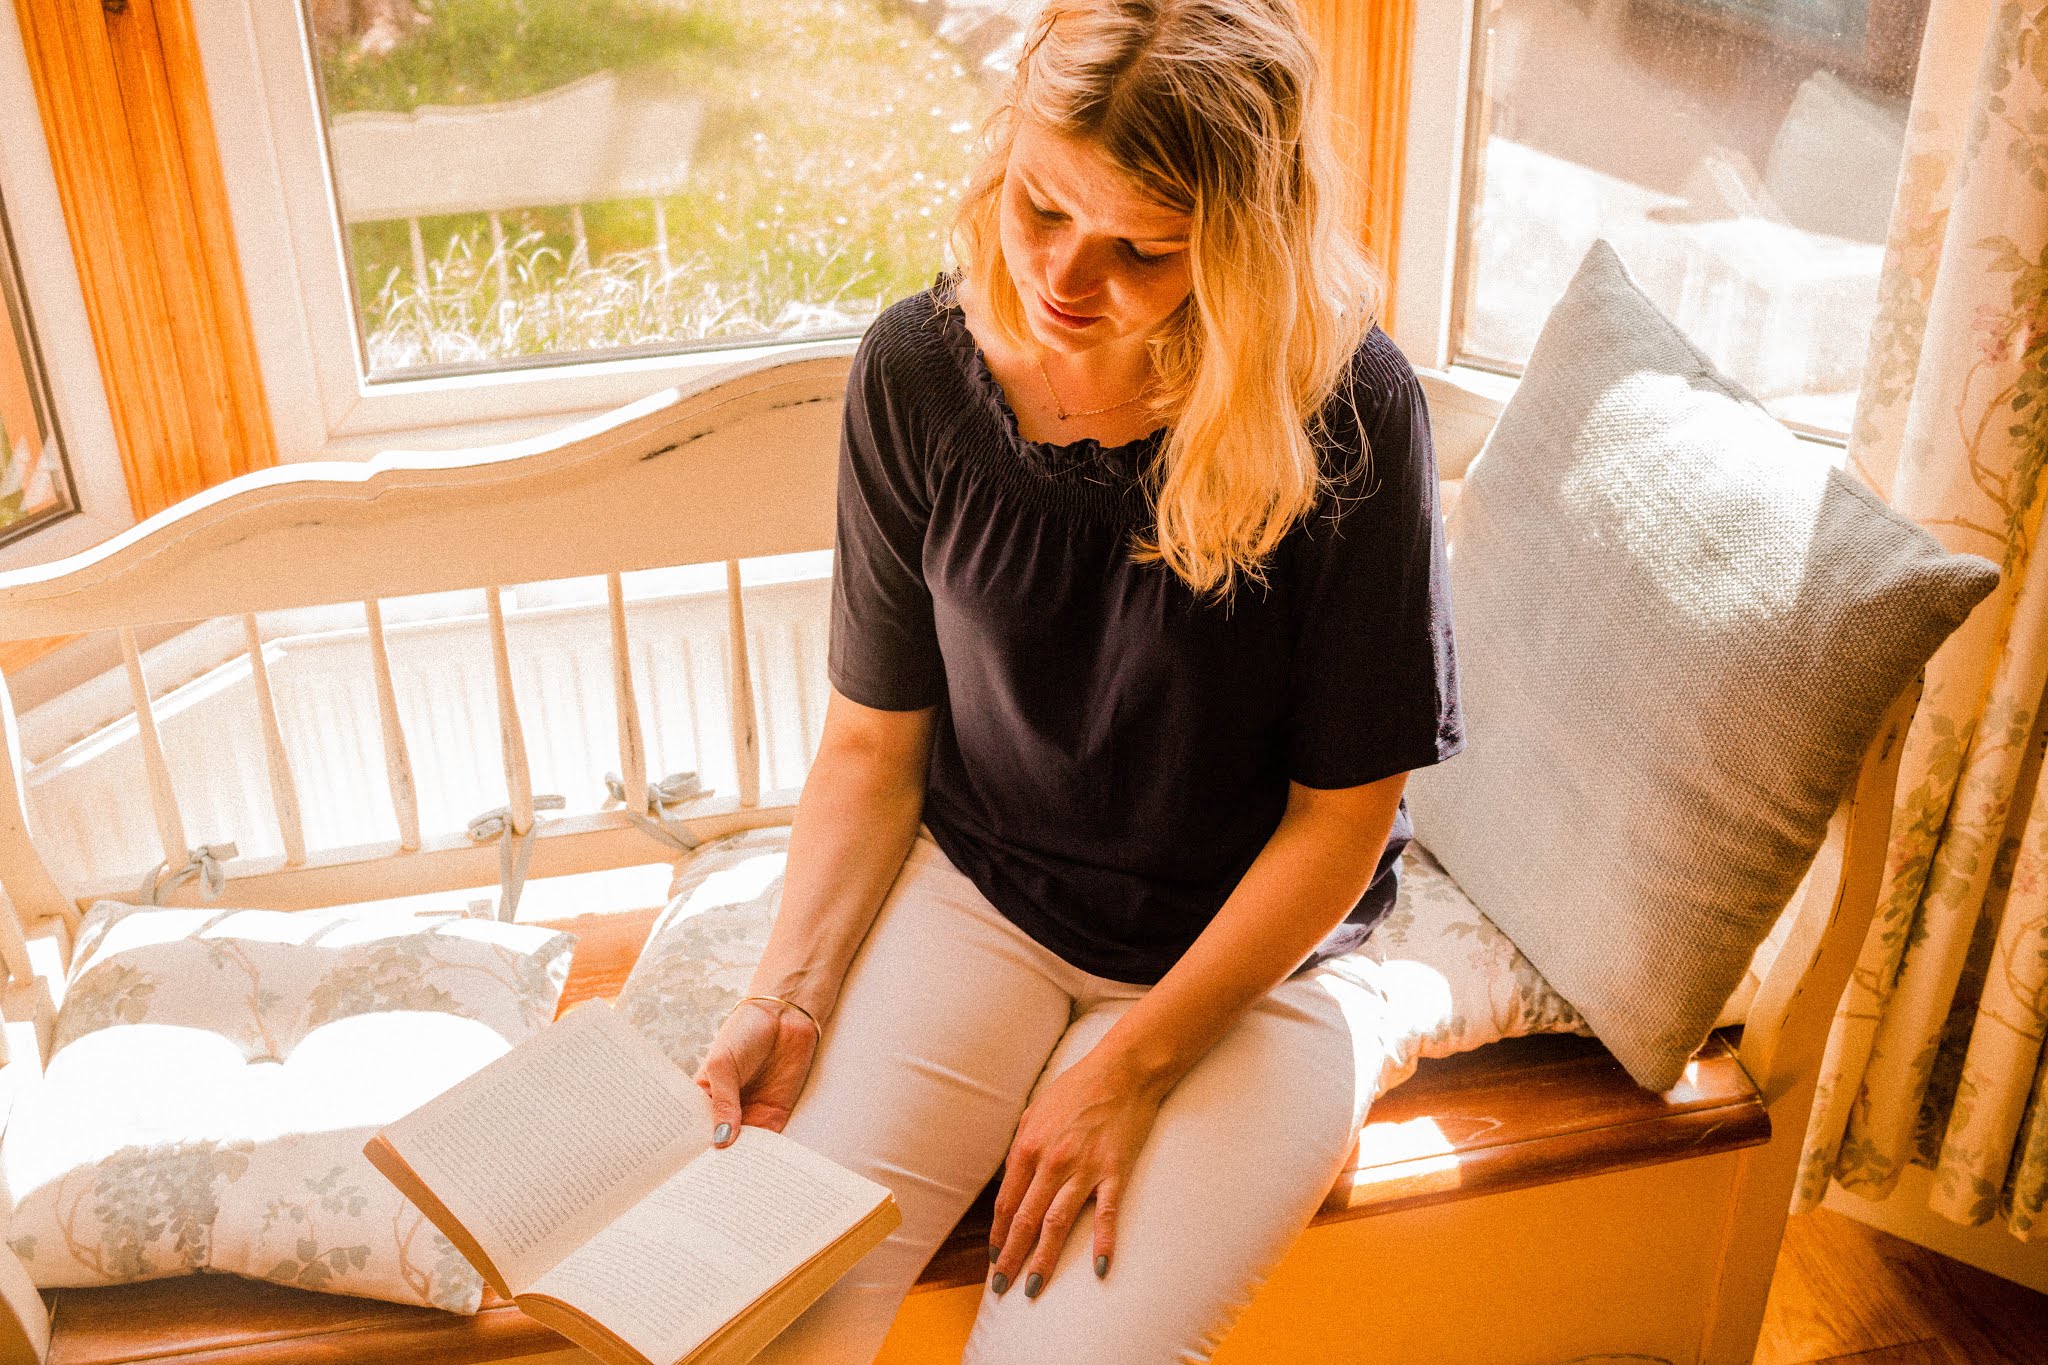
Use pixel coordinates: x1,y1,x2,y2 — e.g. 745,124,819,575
827,277,1463,984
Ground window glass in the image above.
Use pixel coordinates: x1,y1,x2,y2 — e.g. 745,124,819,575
0,195,79,546
304,0,1012,379
1456,0,1931,436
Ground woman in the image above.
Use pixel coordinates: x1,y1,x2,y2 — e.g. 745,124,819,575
698,2,1460,1360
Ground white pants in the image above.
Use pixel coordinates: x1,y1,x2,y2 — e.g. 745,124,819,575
754,834,1389,1365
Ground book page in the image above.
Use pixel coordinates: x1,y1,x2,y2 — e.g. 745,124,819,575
378,1000,712,1290
524,1126,891,1365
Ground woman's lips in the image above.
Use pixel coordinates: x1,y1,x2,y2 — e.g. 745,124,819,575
1037,294,1098,328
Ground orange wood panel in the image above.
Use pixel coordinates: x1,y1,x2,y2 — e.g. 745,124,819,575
14,0,276,524
549,905,664,1016
1318,1027,1769,1223
0,634,80,676
1755,1206,2048,1364
46,1280,564,1365
1300,0,1415,328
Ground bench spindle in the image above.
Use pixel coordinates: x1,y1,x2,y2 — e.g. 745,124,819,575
607,573,648,805
241,615,307,867
363,599,422,852
725,561,760,809
486,587,535,835
0,675,78,937
119,627,188,870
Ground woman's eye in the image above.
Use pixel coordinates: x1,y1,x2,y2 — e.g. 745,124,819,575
1028,199,1061,221
1122,242,1166,264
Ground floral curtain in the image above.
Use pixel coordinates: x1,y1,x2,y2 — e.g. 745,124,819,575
1793,0,2048,1237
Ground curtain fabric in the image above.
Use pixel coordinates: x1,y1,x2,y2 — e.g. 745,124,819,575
1793,0,2048,1238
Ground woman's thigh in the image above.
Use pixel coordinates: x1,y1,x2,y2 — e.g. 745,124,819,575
754,838,1078,1365
961,967,1379,1365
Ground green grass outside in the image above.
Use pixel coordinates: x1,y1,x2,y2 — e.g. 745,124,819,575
321,0,996,373
319,0,737,114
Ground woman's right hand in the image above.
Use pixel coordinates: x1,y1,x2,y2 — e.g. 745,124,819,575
695,997,821,1146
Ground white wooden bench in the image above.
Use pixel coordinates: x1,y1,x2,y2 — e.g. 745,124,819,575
0,346,1914,1364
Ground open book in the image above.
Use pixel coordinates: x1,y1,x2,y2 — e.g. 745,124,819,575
365,999,899,1365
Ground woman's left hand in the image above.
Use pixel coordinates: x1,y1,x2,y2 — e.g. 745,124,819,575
988,1048,1167,1298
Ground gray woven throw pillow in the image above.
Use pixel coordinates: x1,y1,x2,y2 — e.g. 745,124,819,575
1405,241,1998,1093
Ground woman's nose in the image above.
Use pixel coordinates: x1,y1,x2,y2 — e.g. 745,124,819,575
1043,235,1097,303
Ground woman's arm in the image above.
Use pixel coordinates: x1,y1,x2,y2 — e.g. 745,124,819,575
697,686,936,1140
751,687,937,1021
987,771,1407,1293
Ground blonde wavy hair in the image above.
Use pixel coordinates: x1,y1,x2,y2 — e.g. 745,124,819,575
948,0,1382,600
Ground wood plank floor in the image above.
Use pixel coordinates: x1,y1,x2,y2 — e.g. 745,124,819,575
1756,1208,2048,1364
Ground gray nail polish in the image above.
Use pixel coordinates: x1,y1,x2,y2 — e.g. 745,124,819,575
1025,1272,1044,1298
989,1243,1000,1264
1095,1254,1109,1279
991,1272,1009,1295
713,1123,731,1144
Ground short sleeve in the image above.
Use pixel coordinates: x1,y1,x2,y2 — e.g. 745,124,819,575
1284,332,1464,788
827,316,947,710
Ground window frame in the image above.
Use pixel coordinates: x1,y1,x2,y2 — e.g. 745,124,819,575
0,5,136,573
192,0,883,461
1392,0,1478,380
1395,0,1896,448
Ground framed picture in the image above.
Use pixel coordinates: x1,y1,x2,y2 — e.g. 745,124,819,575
0,198,80,549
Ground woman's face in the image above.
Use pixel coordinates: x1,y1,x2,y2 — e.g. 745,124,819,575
996,119,1195,360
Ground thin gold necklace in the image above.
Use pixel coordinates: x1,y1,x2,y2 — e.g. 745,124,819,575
1034,352,1153,421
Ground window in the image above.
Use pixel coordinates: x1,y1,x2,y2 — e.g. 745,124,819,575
196,0,1011,455
1399,0,1931,440
0,5,133,571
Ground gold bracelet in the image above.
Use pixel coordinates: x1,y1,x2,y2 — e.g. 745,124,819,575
731,993,821,1035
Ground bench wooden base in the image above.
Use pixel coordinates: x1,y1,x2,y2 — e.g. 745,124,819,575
38,906,1767,1364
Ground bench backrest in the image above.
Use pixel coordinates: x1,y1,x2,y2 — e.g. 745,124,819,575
0,346,1905,1110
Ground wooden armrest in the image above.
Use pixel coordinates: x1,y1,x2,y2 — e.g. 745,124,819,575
44,911,1769,1363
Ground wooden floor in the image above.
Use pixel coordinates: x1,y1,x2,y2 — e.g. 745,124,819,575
1757,1207,2048,1364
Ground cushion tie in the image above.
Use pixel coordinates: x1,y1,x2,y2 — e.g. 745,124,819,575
604,770,704,856
139,842,240,906
465,797,566,922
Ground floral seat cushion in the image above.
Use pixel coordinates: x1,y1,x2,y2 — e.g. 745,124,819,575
617,826,790,1076
2,902,574,1314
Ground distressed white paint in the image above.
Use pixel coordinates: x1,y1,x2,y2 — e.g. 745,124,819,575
242,614,306,865
727,560,760,810
119,627,188,869
365,598,422,852
607,572,648,806
485,586,535,835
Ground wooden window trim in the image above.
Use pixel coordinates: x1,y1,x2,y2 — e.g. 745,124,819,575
14,0,276,525
1304,1,1415,332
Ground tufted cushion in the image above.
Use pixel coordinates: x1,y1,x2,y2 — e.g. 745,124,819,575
2,903,574,1313
1405,240,2000,1092
616,827,788,1075
616,826,1600,1104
